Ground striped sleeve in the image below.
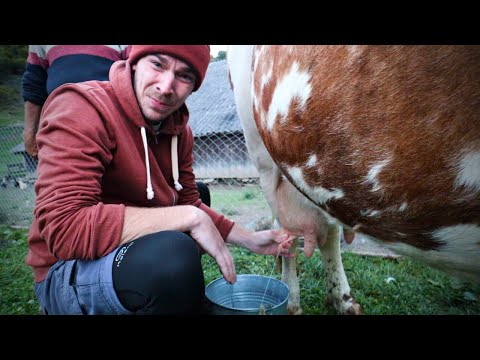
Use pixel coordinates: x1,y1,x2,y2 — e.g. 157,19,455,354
21,45,49,105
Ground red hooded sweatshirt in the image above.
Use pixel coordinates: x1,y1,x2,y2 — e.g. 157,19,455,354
26,60,235,283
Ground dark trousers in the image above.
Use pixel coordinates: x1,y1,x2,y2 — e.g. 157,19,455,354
112,231,205,314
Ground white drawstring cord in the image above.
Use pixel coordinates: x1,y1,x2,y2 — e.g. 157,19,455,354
140,127,154,200
171,135,183,191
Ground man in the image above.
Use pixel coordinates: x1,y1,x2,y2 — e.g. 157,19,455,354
26,45,293,315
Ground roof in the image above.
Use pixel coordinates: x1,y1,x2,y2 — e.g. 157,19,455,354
10,142,25,154
186,59,243,137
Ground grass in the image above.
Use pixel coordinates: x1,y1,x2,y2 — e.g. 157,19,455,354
1,224,478,315
203,245,480,315
209,185,269,219
0,225,39,315
210,185,268,211
0,107,23,127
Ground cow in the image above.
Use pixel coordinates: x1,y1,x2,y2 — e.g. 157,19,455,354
227,45,480,315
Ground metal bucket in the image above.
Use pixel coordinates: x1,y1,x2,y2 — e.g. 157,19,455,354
205,274,289,315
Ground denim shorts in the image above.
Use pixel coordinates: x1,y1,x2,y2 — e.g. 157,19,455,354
34,248,133,315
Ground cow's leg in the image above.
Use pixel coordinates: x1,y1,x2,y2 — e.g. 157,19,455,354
319,225,362,315
273,220,303,315
281,242,303,315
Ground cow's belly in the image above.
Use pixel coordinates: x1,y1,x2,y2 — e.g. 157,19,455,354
379,234,480,283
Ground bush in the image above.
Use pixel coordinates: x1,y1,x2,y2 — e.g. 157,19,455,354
0,57,26,75
0,85,19,104
0,45,28,75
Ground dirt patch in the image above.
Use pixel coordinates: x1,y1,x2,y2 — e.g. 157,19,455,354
231,206,271,231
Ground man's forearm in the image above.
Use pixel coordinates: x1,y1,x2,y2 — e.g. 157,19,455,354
23,101,42,157
120,205,200,245
24,101,42,133
225,223,252,249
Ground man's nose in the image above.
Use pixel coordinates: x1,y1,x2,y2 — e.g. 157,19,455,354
156,72,175,95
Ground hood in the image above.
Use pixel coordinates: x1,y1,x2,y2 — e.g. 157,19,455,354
110,60,188,199
109,60,190,136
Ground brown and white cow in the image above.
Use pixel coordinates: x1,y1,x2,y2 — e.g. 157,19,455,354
227,45,480,314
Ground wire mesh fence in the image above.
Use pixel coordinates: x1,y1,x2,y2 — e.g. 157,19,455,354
0,123,270,229
0,124,37,226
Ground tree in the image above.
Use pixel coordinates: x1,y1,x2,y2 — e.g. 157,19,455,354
216,51,226,61
210,50,227,62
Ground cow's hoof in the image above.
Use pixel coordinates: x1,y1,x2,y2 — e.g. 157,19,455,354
326,294,333,306
287,304,303,315
343,302,363,315
330,294,363,315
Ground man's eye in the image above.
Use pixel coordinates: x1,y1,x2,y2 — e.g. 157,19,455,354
179,74,194,82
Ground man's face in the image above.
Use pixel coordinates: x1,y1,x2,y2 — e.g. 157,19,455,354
133,54,196,123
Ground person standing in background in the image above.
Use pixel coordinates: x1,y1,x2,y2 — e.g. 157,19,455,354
21,45,131,158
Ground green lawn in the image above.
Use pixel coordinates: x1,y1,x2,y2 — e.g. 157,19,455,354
0,107,23,128
0,225,39,315
2,225,478,315
209,185,268,217
203,246,480,315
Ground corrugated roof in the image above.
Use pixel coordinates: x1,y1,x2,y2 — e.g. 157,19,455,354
186,59,243,137
10,142,25,154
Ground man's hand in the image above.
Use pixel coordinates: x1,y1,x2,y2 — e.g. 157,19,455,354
226,224,295,258
189,209,237,284
246,229,295,257
24,127,38,158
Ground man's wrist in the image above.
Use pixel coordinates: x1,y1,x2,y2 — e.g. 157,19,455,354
226,223,252,249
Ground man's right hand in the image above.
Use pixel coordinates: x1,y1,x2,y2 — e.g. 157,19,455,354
189,208,237,284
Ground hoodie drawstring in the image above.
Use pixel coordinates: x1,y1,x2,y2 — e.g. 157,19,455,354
140,127,183,200
171,135,183,191
140,127,155,200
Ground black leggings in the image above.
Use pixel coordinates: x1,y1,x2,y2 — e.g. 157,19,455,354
112,181,211,314
112,231,205,314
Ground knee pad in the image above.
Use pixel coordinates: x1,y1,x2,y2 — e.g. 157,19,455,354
112,231,204,314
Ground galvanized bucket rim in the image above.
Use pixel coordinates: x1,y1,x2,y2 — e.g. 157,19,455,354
205,274,289,312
